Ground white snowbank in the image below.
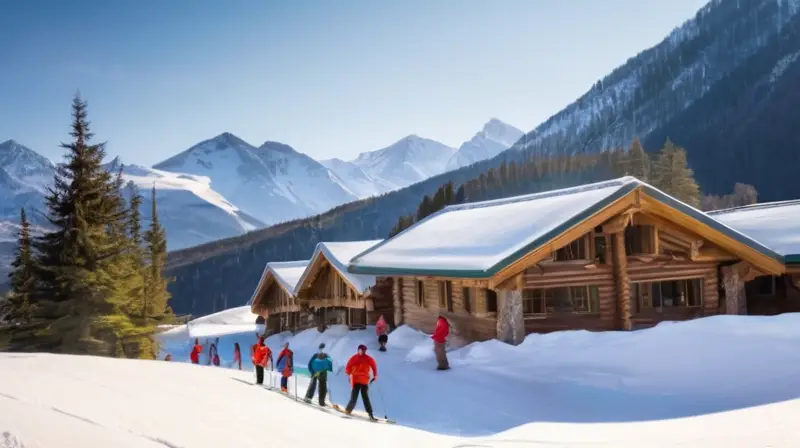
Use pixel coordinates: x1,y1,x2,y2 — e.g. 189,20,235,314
149,313,800,446
4,314,800,446
186,305,256,326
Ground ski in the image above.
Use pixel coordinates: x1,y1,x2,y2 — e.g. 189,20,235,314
328,404,396,424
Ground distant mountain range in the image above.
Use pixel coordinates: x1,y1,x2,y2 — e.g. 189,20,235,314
0,119,521,287
161,0,800,318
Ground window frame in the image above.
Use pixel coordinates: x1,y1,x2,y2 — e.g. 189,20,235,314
416,280,425,307
522,285,600,317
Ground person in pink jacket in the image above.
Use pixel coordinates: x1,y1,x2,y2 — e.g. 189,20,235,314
376,315,389,352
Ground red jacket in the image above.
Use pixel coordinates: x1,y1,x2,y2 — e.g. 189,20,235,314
252,345,271,367
345,353,377,386
190,344,202,363
432,318,449,344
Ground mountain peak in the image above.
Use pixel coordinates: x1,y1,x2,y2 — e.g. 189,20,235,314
258,141,297,154
208,132,250,148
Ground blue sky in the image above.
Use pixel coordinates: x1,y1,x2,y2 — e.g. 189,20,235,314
0,0,708,166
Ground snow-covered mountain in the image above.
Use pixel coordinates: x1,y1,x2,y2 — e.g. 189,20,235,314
319,158,395,199
105,158,264,251
350,135,457,191
153,133,358,225
445,119,524,171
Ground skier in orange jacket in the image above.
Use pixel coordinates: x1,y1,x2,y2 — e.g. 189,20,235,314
344,344,378,420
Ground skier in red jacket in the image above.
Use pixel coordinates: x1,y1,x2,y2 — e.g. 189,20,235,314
432,316,450,370
190,338,203,364
344,344,378,420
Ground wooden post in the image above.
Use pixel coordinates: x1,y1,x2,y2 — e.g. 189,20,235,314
393,277,404,326
721,262,754,315
612,232,632,330
495,274,526,345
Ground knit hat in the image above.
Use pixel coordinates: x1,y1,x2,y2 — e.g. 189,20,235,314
357,344,367,352
318,343,325,351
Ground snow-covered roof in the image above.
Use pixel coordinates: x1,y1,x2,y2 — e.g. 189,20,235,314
348,177,784,278
298,240,383,294
248,260,310,305
709,200,800,262
188,306,256,326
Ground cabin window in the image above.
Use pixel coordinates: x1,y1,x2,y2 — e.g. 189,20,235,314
439,281,453,311
485,289,498,312
633,278,703,311
523,286,600,316
416,280,425,307
754,275,776,296
553,236,588,261
463,287,472,313
334,276,348,298
594,235,607,264
625,225,655,255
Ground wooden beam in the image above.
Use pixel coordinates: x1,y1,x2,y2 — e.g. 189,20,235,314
640,195,785,276
611,231,632,330
489,192,637,289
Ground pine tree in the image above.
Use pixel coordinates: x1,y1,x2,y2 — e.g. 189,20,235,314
626,137,650,181
650,139,701,207
10,95,137,355
143,186,173,330
7,208,35,323
127,182,143,248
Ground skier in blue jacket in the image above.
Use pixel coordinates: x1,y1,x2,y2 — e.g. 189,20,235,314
304,343,333,406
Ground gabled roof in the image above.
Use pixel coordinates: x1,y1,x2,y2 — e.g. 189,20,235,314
709,200,800,263
297,240,383,294
248,260,310,305
348,177,785,278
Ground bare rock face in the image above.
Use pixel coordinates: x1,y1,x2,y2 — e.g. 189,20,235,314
496,290,525,345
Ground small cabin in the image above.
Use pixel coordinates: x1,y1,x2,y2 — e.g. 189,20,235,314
294,241,394,330
249,260,311,334
348,177,786,344
710,200,800,315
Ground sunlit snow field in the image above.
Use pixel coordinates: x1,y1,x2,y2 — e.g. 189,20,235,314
2,312,800,447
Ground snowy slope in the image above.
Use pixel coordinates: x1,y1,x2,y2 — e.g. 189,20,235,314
5,314,794,447
106,159,264,251
320,158,395,199
446,118,524,170
252,141,358,216
351,135,457,191
154,134,357,225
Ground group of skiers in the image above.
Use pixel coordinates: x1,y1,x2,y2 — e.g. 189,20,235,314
179,313,451,421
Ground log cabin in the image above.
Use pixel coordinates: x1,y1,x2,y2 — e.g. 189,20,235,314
294,240,394,330
710,200,800,315
249,260,311,334
348,177,787,344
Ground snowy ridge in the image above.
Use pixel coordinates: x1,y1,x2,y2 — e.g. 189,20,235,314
105,159,264,251
154,133,358,225
298,240,383,293
351,135,457,191
320,158,394,198
445,119,524,170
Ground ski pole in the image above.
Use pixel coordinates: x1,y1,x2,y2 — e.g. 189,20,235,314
375,380,389,420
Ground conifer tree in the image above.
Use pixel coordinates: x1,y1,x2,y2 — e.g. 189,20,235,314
8,208,35,323
626,137,650,181
10,95,137,354
650,139,701,207
143,186,173,325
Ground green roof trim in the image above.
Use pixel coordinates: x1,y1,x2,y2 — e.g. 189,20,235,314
347,179,786,279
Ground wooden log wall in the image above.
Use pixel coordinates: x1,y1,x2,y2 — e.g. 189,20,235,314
523,264,616,333
398,277,497,342
367,277,395,327
628,259,718,328
746,275,800,315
